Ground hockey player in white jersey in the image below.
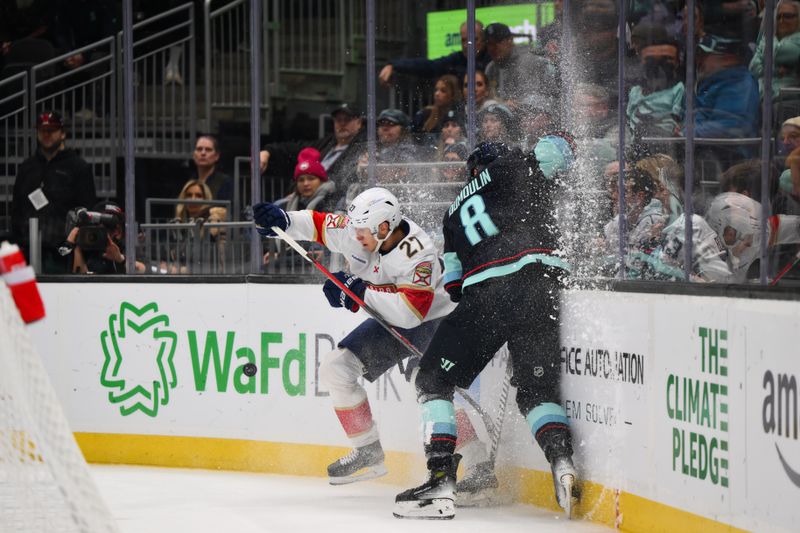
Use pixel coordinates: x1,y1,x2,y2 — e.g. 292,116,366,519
252,187,456,484
706,192,800,283
637,214,732,282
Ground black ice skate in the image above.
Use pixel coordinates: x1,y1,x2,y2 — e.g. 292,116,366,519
327,440,387,485
393,454,461,520
551,455,579,518
455,460,504,507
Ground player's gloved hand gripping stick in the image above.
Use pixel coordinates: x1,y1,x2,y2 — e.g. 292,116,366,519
270,225,500,435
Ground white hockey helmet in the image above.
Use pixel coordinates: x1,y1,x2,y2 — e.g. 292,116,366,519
347,187,401,239
706,192,760,247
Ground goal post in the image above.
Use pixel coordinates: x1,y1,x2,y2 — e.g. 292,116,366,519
0,284,118,533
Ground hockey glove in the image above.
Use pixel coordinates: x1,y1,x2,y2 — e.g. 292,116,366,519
444,280,462,303
252,202,290,237
322,271,366,312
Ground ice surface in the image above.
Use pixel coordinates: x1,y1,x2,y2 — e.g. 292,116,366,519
91,465,610,533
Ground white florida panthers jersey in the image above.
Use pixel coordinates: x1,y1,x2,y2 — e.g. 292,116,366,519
283,210,456,329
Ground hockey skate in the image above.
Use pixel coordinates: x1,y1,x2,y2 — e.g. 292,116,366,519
455,460,504,507
393,454,461,520
551,455,579,518
327,440,387,485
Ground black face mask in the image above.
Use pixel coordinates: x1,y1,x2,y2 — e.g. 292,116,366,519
643,56,679,93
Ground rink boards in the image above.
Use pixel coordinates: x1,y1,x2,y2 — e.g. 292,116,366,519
30,282,800,532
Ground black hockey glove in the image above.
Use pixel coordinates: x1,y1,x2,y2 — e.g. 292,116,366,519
322,271,366,312
252,202,289,237
444,280,462,303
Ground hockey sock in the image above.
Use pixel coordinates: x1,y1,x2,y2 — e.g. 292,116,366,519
455,408,489,469
422,399,457,459
455,408,478,449
526,402,572,463
334,398,377,447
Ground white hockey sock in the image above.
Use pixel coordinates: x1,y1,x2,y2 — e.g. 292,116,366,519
319,348,379,448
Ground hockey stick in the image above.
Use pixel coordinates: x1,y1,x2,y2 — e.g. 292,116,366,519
271,226,496,431
770,249,800,286
487,355,514,466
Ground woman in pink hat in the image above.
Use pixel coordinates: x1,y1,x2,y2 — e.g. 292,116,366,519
277,147,338,213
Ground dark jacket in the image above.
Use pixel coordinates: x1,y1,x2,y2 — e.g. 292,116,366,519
11,148,96,247
390,49,492,81
190,167,233,202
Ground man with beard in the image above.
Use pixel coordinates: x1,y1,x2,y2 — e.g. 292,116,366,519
626,27,685,139
483,22,559,108
11,111,96,273
259,103,365,208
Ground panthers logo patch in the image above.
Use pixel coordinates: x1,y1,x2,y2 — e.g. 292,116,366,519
412,261,433,286
326,214,347,229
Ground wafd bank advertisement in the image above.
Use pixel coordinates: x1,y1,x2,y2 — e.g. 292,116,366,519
29,283,427,451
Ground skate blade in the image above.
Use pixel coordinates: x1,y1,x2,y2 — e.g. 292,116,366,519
328,463,388,485
560,474,575,519
455,488,512,508
393,498,455,520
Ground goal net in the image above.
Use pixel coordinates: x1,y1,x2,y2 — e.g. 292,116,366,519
0,284,118,532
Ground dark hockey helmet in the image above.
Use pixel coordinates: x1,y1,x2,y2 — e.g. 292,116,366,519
466,141,510,177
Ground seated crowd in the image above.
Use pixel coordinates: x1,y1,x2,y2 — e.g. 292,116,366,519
7,2,800,283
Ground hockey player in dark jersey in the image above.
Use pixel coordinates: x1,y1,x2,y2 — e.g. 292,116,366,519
393,136,579,520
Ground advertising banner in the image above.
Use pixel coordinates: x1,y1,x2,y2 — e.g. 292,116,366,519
425,3,555,59
31,283,426,451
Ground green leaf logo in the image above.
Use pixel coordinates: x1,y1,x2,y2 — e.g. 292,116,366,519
100,302,178,417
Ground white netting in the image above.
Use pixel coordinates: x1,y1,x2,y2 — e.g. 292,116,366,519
0,284,118,533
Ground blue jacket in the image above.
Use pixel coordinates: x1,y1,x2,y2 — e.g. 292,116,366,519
684,65,760,140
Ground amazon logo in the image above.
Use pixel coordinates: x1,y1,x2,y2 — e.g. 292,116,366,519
762,370,800,488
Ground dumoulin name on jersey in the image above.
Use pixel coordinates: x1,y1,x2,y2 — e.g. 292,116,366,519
442,148,569,291
447,169,493,217
284,209,455,328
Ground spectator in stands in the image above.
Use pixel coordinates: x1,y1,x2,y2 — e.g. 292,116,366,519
462,70,499,111
478,103,519,145
264,149,336,269
703,0,760,42
750,0,800,100
276,148,337,213
412,74,463,150
260,103,365,206
688,33,760,141
436,109,466,155
10,111,95,273
645,212,733,282
601,167,668,264
706,190,800,282
190,135,233,203
484,22,559,107
518,95,558,152
438,142,469,183
167,178,228,273
778,116,800,209
536,0,563,64
571,83,631,176
174,179,227,225
62,201,145,274
378,21,489,86
356,109,417,186
635,154,684,225
570,0,628,100
718,159,771,202
626,28,685,139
